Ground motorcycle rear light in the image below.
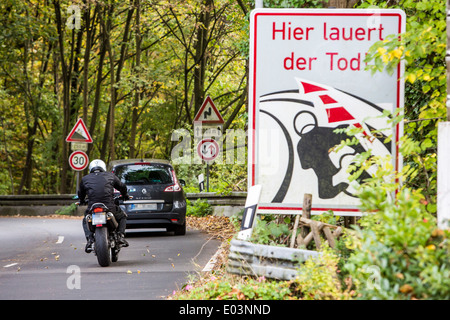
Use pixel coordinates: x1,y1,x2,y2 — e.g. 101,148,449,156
93,208,104,213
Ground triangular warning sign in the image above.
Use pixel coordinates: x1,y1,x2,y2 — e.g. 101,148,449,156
194,96,224,124
66,118,93,143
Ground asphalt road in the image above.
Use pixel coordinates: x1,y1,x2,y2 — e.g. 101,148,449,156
0,217,221,300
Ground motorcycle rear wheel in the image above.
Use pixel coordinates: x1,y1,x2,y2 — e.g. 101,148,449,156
95,227,111,267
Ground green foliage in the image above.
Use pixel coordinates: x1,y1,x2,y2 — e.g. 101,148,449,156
360,0,446,211
294,245,354,300
174,274,293,300
250,218,290,246
311,210,338,225
174,245,354,300
55,203,78,216
186,198,213,217
0,0,249,195
344,186,450,300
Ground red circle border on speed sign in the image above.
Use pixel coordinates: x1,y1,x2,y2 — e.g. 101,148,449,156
69,151,89,171
197,138,220,162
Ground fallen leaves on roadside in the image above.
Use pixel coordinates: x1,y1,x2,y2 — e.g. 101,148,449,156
186,216,237,242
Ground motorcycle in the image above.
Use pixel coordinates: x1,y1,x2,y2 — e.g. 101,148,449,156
78,195,131,267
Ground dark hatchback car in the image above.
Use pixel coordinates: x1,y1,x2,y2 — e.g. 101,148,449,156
109,159,187,235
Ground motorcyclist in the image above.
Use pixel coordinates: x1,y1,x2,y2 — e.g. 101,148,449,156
78,159,130,253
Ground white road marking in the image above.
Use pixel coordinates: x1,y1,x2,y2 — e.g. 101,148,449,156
3,263,18,268
56,236,64,244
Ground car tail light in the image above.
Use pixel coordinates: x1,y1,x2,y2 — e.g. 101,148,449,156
164,169,182,192
164,184,181,192
164,185,174,192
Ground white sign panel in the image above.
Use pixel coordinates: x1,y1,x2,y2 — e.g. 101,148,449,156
248,9,405,216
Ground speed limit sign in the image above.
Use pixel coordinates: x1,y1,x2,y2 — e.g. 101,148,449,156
69,151,89,171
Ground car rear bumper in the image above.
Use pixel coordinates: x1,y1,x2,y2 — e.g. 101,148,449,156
125,213,185,229
121,203,186,230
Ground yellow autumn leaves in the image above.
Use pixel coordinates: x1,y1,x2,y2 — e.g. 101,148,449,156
377,45,409,65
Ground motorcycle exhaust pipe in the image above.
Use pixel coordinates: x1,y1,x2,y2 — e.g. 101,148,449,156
85,214,95,232
106,212,118,230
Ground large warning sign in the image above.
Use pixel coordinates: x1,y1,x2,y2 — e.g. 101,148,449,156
248,9,405,216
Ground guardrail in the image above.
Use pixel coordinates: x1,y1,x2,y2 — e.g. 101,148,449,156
0,194,76,206
0,192,247,206
0,192,247,216
227,239,321,280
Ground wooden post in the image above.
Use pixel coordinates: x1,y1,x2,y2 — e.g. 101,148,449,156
326,0,358,8
311,221,322,250
290,214,300,248
322,226,336,249
301,193,312,238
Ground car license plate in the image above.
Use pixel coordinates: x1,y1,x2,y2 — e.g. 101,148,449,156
134,203,157,210
92,213,107,225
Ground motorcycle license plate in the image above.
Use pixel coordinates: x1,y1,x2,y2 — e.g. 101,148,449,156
92,213,107,225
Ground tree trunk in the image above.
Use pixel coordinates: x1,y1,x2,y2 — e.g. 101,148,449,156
129,0,141,159
88,4,106,159
18,114,38,194
53,0,71,194
326,0,358,8
100,1,134,162
193,0,213,115
82,0,93,122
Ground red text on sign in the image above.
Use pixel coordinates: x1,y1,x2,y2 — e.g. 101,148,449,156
326,52,362,71
283,52,317,70
323,23,385,41
272,22,314,40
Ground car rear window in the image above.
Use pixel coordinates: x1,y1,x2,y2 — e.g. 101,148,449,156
114,164,173,185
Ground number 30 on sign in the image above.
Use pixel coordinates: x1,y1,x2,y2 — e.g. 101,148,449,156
69,151,89,171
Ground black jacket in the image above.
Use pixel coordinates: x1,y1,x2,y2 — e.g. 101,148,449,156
78,171,128,214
